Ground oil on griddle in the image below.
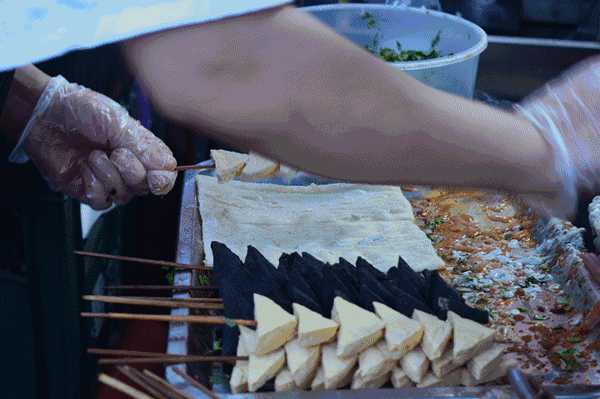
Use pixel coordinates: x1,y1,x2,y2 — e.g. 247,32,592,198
407,187,600,385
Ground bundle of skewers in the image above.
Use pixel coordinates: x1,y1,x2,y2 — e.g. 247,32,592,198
81,241,516,396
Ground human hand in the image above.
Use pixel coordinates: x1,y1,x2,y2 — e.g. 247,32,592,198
10,76,177,210
516,56,600,219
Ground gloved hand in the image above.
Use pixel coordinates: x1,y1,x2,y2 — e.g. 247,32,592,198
516,56,600,219
10,76,177,210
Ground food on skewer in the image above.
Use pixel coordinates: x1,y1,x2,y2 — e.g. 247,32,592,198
274,367,296,392
254,293,297,355
293,303,338,347
229,339,249,394
284,338,320,389
310,367,325,391
240,153,280,182
400,348,429,384
461,358,517,387
391,368,412,388
412,310,452,361
432,346,460,378
332,297,385,358
210,149,247,182
448,311,495,366
373,302,423,357
321,342,357,389
248,348,285,392
467,344,505,381
417,368,462,388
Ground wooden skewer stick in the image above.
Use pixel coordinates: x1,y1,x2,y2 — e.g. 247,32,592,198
89,348,178,358
98,373,154,399
81,312,255,327
75,250,209,272
175,164,215,172
118,366,168,399
172,367,218,399
143,370,195,399
99,355,245,366
126,368,179,399
105,285,217,292
126,296,222,303
83,295,224,310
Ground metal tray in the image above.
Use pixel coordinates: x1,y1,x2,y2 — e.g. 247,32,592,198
166,169,600,398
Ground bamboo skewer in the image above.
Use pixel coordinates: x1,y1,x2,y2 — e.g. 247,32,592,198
88,348,176,358
83,295,224,310
175,164,214,172
172,367,218,399
99,355,245,366
81,312,255,327
75,250,209,272
105,285,217,292
98,374,154,399
143,370,195,399
125,296,222,303
118,366,168,399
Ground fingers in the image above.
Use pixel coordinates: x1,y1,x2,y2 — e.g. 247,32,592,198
88,150,131,204
109,148,148,195
147,170,177,195
122,121,177,171
81,163,112,210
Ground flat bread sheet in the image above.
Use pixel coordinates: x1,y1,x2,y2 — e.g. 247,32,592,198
196,175,443,272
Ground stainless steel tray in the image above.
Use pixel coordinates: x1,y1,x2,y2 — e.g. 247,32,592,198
166,169,600,398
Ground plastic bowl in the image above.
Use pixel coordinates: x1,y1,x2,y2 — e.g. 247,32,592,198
304,4,488,98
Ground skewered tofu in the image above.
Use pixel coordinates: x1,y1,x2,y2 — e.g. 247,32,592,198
412,310,452,361
293,303,338,347
376,340,400,371
230,339,249,394
248,348,286,392
240,153,279,181
238,325,258,354
358,345,388,381
417,368,462,388
448,311,495,366
431,345,460,378
400,348,429,384
210,149,248,182
275,367,297,392
391,368,412,388
461,358,517,386
332,297,384,358
374,302,423,357
467,344,505,380
285,337,320,389
351,369,391,390
322,342,358,389
254,293,297,355
311,367,325,391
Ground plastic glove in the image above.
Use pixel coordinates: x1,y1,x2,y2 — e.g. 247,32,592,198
10,76,177,210
516,56,600,219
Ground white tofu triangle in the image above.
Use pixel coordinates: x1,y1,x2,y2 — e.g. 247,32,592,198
248,348,285,392
448,311,495,365
254,293,297,355
351,368,391,390
391,368,412,388
358,345,388,381
322,342,358,389
467,344,505,380
293,303,338,347
374,302,423,356
332,297,384,358
417,368,462,388
311,367,325,391
412,310,452,361
230,339,249,393
275,367,296,392
285,337,320,389
400,348,429,383
238,325,258,355
210,149,248,182
240,152,279,181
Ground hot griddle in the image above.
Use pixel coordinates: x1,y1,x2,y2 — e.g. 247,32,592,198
165,169,600,398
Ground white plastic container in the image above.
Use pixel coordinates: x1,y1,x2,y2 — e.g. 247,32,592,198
304,4,487,98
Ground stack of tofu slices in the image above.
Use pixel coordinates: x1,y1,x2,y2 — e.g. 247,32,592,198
230,294,513,393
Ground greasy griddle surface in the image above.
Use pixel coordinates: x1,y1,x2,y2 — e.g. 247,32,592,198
406,187,600,385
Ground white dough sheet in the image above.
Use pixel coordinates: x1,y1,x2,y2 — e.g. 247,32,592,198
196,173,444,273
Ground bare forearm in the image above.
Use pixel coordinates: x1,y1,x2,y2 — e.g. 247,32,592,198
0,64,50,143
124,6,558,194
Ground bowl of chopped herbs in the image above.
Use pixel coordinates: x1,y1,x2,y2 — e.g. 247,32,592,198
304,4,487,98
